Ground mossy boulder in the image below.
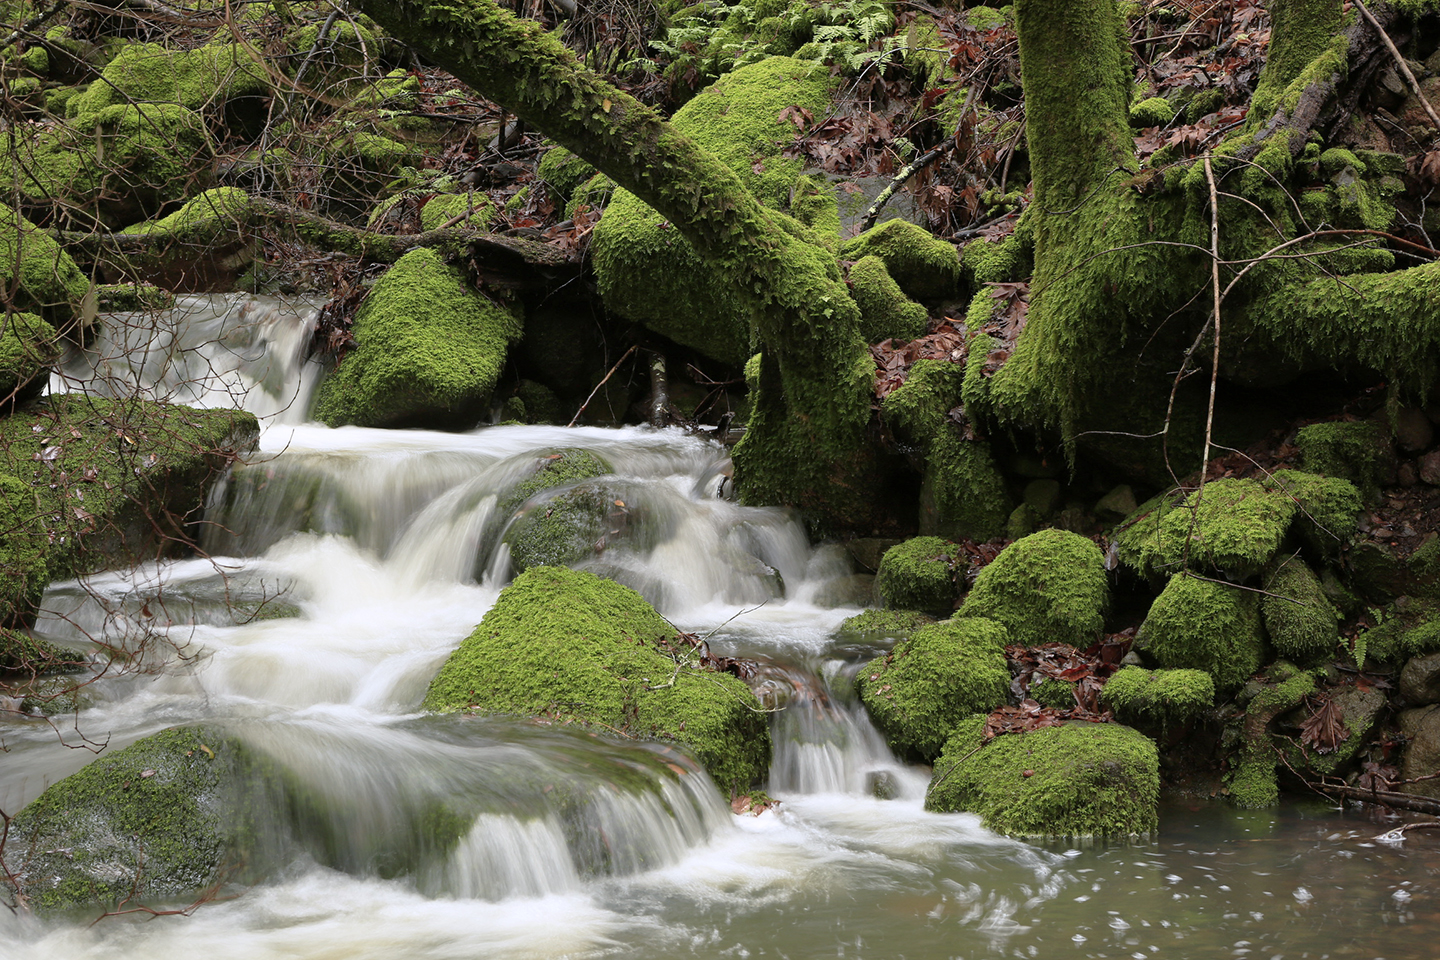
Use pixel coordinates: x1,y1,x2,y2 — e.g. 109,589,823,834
423,566,771,793
925,717,1160,839
1,311,59,405
66,41,270,133
1262,560,1339,665
591,56,840,365
502,480,628,574
0,203,89,329
1113,478,1296,580
848,255,928,343
874,536,956,614
835,607,935,643
312,248,523,429
2,726,277,913
959,529,1108,649
1100,666,1214,726
1295,420,1394,501
1129,96,1175,127
1264,468,1361,558
1137,573,1265,694
838,219,961,301
857,617,1010,760
0,628,84,673
0,395,257,627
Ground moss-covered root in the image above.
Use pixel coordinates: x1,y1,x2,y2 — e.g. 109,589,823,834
1101,665,1214,727
1231,672,1317,808
423,566,771,794
311,247,523,429
1262,559,1339,665
1137,573,1265,695
857,617,1010,760
3,726,275,913
838,219,961,302
960,529,1109,648
874,536,957,615
925,716,1160,839
847,255,928,343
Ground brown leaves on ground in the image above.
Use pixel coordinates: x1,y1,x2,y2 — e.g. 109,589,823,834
1299,694,1349,754
871,316,970,403
983,632,1134,741
971,281,1028,378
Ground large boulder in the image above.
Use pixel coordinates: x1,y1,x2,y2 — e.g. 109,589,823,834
312,248,524,429
959,529,1108,648
2,726,277,913
591,56,840,365
1113,478,1294,580
857,617,1010,760
1136,573,1264,695
424,566,771,794
925,717,1160,839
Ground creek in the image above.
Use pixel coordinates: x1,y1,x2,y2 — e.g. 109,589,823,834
2,296,1438,959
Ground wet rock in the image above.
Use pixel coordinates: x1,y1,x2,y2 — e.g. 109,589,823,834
1420,449,1440,486
1400,651,1440,705
1137,574,1264,695
1094,484,1138,520
1394,407,1434,454
1400,705,1440,800
813,573,875,609
844,537,902,573
1398,461,1420,487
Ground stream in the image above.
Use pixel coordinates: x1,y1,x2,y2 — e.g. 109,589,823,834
2,295,1438,959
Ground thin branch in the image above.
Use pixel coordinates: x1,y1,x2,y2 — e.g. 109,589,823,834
1353,0,1440,139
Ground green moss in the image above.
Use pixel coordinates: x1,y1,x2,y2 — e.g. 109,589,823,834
1244,0,1346,129
1101,665,1214,726
0,311,59,404
95,282,176,312
0,203,89,328
312,248,523,428
959,529,1108,649
591,57,839,365
1113,478,1296,580
847,255,927,342
1029,676,1077,708
1295,420,1392,501
1262,559,1338,664
417,192,496,231
1263,468,1360,557
1138,573,1265,694
857,617,1010,759
925,716,1160,839
838,219,960,302
503,480,624,574
122,186,251,243
0,395,258,627
874,536,956,614
565,173,616,218
960,230,1033,287
67,41,269,132
0,627,85,673
4,726,275,912
835,607,935,641
537,144,598,204
1230,672,1317,808
423,566,771,793
1129,96,1174,127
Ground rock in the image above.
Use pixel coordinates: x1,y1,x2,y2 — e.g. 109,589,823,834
1401,705,1440,800
1094,484,1138,520
1262,561,1340,665
959,529,1109,648
839,218,962,301
424,566,771,793
1022,478,1062,516
0,312,59,409
834,608,935,643
1279,684,1386,782
1006,502,1040,539
874,537,957,615
1398,461,1420,487
1394,407,1434,453
925,717,1159,839
844,537,902,573
1137,574,1264,694
1401,651,1440,705
1101,666,1214,726
502,479,629,575
857,617,1010,760
0,204,90,331
1113,478,1294,580
312,248,524,429
1296,419,1396,501
1420,449,1440,486
813,573,875,608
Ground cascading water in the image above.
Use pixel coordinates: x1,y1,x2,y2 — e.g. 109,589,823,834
5,296,1440,960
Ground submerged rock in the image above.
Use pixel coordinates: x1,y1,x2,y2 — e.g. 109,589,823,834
925,717,1159,839
423,566,771,794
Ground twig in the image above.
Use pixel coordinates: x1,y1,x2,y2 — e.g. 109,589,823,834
1310,781,1440,816
1353,0,1440,139
567,345,637,427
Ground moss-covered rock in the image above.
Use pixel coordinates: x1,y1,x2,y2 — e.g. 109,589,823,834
536,144,598,204
1113,478,1295,580
959,529,1108,648
838,218,961,301
0,628,84,673
1262,560,1338,665
1230,672,1316,808
874,536,956,614
1101,665,1214,726
1264,468,1361,558
0,395,257,627
1129,96,1175,127
312,248,523,429
0,311,59,405
857,617,1010,759
503,480,627,574
1029,675,1077,708
591,56,840,365
2,726,277,912
835,607,935,643
1295,420,1394,502
66,41,270,132
1137,573,1264,695
0,203,89,330
925,717,1160,839
423,566,771,793
847,255,928,342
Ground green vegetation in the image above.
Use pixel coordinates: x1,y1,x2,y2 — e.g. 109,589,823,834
874,536,955,614
847,255,928,343
856,617,1010,759
0,311,58,404
960,529,1108,648
926,717,1160,838
1138,573,1264,694
1294,420,1393,501
1262,559,1339,665
0,203,90,329
1101,666,1214,726
423,566,771,793
1113,479,1296,580
838,219,961,302
835,608,935,641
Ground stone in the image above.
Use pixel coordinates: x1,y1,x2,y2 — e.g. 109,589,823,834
1399,461,1420,487
1420,450,1440,486
1022,478,1062,516
813,573,876,608
1400,651,1440,706
1401,705,1440,800
844,538,902,573
1094,484,1138,519
1395,407,1435,453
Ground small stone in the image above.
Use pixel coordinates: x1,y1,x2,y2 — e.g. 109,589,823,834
1023,478,1062,516
1401,651,1440,706
1395,407,1435,453
1094,484,1138,519
1398,462,1419,487
1420,450,1440,486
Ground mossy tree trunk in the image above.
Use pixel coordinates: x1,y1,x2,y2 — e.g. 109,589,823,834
349,0,878,526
